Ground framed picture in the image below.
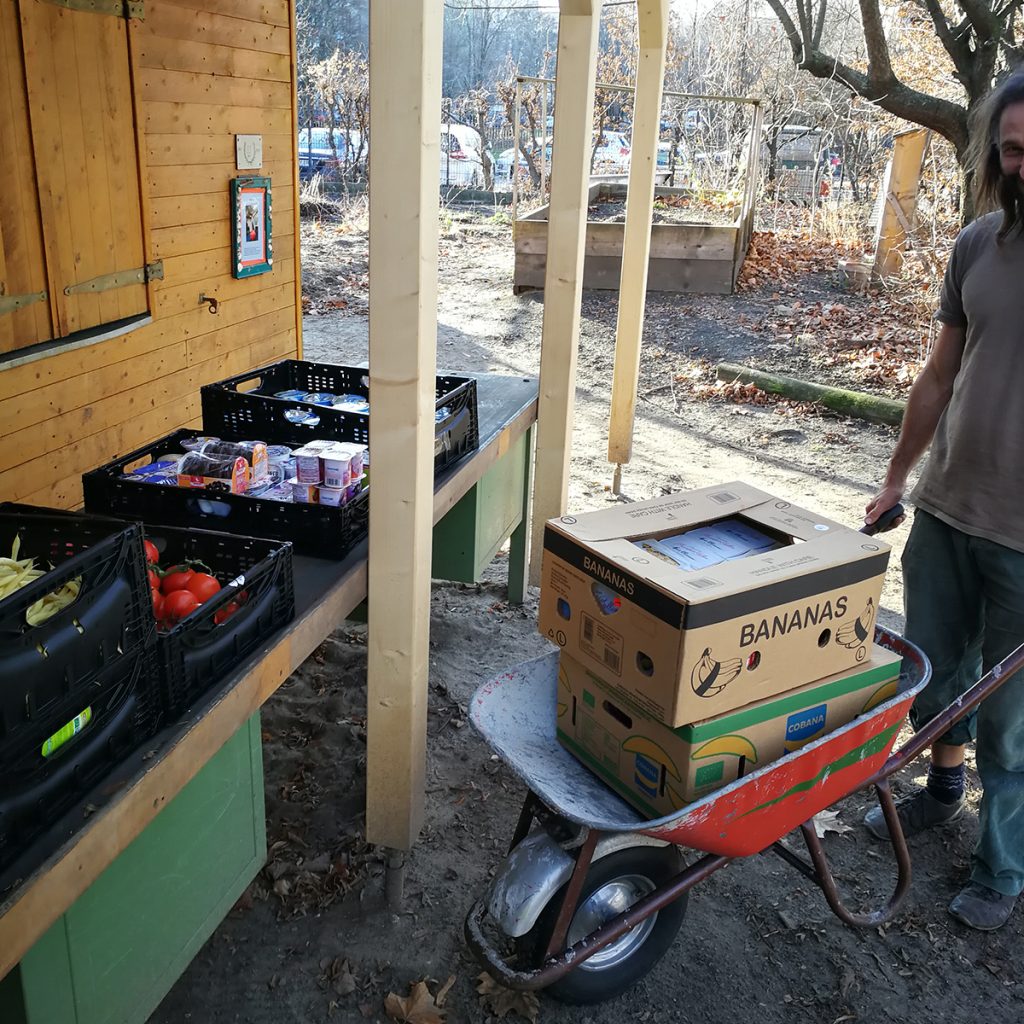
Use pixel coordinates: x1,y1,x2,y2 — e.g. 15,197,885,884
231,176,273,278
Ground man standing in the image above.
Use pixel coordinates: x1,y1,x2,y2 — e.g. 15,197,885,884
863,71,1024,931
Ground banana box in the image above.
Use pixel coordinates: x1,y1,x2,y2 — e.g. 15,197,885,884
556,646,902,817
539,481,890,727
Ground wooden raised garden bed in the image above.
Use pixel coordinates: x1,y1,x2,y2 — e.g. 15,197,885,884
513,180,757,296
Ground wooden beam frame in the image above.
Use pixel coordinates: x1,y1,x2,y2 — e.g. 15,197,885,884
606,0,669,482
529,0,602,583
873,128,928,280
365,0,443,852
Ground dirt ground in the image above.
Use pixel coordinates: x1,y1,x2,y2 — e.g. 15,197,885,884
150,204,1021,1024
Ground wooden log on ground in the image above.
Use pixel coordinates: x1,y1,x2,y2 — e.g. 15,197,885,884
716,362,906,426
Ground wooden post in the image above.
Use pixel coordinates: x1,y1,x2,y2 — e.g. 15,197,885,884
606,0,669,489
365,0,443,854
529,0,601,585
873,127,928,279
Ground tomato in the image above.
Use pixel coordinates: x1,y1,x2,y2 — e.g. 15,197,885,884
148,567,161,591
143,539,160,565
187,573,221,603
151,588,164,619
161,568,195,595
214,600,240,626
163,589,199,624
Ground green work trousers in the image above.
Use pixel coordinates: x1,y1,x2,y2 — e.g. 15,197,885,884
904,509,1024,896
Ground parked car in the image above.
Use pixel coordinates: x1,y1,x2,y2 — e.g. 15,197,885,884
296,124,488,187
493,129,631,184
439,123,487,187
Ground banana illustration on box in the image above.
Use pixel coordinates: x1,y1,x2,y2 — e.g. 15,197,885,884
861,677,899,713
691,734,758,791
690,647,743,697
622,735,687,809
836,597,874,650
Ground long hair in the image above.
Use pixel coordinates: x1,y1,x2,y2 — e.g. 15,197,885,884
967,71,1024,238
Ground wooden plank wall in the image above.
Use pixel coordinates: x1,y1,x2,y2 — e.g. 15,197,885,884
0,0,300,509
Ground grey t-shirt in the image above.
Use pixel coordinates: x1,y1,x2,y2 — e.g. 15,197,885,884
912,211,1024,552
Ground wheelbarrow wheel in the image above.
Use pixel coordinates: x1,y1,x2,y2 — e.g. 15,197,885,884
518,844,687,1004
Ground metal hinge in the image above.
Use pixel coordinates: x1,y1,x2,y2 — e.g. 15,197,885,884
64,261,163,297
39,0,144,18
0,286,48,317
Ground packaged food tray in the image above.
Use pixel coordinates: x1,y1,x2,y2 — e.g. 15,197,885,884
200,359,479,474
0,505,156,748
81,429,369,559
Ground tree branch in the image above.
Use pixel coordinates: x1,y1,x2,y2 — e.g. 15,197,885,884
959,0,1001,40
858,0,895,84
798,47,968,153
811,0,827,48
763,0,805,63
915,0,974,82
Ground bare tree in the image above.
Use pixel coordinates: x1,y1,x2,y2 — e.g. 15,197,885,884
763,0,1024,217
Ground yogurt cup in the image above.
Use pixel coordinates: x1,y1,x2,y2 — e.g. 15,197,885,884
321,449,352,489
289,478,319,503
318,486,346,507
292,446,323,484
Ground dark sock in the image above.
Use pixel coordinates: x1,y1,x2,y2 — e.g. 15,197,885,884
927,762,965,805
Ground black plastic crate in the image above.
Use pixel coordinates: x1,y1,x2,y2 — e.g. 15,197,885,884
0,645,162,874
0,506,156,746
144,524,295,716
82,429,369,559
200,359,479,473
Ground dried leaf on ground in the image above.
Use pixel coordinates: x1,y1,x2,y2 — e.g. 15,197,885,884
384,980,447,1024
813,809,853,837
476,972,540,1023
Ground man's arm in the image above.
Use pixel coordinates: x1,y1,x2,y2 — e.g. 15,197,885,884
865,322,967,524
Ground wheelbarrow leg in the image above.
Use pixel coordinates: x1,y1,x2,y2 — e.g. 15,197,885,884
543,830,599,959
771,778,913,928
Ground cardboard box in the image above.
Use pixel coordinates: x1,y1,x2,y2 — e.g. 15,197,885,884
539,482,889,727
556,646,902,818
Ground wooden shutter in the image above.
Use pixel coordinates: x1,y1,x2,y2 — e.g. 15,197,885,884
0,2,52,356
19,0,148,337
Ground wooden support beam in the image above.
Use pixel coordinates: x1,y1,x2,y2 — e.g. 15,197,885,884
529,2,601,584
606,0,669,477
365,0,443,853
873,127,928,279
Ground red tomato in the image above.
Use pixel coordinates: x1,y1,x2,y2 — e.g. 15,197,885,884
151,588,164,619
163,589,199,624
144,539,160,565
148,567,161,591
213,600,240,626
187,573,221,603
161,569,195,595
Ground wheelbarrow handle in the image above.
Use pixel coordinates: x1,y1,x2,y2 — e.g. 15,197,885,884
860,503,905,537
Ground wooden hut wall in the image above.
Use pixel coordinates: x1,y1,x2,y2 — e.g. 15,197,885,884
0,0,300,509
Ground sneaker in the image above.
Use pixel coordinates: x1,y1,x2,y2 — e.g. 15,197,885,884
949,882,1017,931
863,788,965,840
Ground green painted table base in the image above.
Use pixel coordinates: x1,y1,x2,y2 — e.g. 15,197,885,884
0,715,266,1024
431,424,534,601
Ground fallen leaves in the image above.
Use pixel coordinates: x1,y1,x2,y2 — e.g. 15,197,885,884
384,976,455,1024
476,972,541,1023
813,809,853,837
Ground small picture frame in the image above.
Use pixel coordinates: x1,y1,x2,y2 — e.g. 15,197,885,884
231,176,273,278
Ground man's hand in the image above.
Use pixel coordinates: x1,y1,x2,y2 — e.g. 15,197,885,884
865,485,906,527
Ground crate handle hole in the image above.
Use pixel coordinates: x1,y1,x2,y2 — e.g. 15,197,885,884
238,376,263,393
818,628,831,647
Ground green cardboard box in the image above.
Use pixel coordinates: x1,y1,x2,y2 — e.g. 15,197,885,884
556,645,902,818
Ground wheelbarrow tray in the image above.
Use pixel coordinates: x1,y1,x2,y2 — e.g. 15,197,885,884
470,628,929,859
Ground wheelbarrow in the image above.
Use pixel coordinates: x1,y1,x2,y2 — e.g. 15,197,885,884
464,511,1024,1004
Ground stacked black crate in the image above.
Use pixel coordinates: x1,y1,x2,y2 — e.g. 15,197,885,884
0,508,161,871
